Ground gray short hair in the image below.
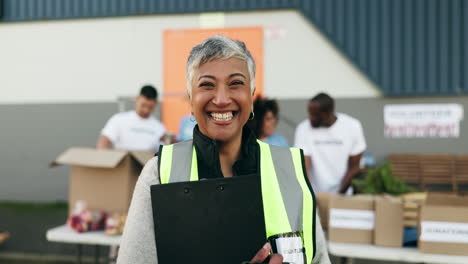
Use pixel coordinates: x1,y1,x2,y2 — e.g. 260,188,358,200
186,35,256,96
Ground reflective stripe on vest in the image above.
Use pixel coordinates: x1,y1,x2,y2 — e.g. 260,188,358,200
159,140,198,184
158,139,315,262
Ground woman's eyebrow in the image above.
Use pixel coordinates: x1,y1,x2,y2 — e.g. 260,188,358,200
229,73,246,79
198,75,216,80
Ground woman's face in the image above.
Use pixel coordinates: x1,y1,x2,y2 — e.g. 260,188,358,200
262,110,278,138
190,57,253,143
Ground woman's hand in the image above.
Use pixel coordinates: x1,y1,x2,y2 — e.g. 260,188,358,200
250,242,283,264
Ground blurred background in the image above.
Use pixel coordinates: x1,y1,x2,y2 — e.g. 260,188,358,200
0,0,467,263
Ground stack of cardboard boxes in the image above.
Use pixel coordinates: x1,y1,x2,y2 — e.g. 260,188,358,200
317,192,468,256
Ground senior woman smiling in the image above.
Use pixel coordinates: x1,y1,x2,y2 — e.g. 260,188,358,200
117,35,330,264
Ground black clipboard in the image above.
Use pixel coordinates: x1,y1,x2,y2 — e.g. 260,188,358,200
150,175,267,264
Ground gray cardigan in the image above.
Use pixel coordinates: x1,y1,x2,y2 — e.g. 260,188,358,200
117,157,331,264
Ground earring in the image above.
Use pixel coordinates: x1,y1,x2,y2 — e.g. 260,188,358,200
190,114,196,122
249,112,255,120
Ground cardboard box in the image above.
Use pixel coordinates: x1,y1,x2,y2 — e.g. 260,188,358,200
419,193,468,256
329,195,375,244
374,195,403,247
51,147,153,215
316,192,332,230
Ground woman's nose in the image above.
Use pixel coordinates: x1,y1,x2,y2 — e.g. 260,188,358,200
212,87,231,106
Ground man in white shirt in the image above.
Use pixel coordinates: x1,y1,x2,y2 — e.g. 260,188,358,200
294,93,366,194
97,85,166,152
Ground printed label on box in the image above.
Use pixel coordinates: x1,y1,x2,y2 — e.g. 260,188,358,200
420,221,468,243
329,209,375,230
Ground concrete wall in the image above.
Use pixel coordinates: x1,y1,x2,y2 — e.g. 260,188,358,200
0,103,117,201
0,10,380,105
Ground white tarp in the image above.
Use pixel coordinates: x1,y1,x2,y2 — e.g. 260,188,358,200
384,104,464,138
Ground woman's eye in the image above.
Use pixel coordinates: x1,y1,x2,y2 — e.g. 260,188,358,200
200,82,214,88
230,81,244,86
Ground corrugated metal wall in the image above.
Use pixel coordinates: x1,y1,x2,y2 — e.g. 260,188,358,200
1,0,467,96
0,0,292,20
301,0,468,96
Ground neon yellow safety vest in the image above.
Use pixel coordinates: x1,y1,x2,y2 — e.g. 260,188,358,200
158,140,316,263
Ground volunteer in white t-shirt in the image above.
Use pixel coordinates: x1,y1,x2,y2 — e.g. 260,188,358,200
97,85,166,152
294,93,366,194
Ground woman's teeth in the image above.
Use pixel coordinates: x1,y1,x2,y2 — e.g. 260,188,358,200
211,112,233,121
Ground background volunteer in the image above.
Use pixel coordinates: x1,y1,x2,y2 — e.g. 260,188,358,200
294,93,366,194
248,97,289,147
97,85,166,152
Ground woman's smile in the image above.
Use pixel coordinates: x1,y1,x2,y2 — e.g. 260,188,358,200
208,111,238,122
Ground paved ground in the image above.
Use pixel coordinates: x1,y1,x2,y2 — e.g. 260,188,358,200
0,202,106,263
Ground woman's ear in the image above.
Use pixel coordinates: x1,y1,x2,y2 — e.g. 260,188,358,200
186,91,193,112
251,89,256,112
